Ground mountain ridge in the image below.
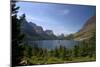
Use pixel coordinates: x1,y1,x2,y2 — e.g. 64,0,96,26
20,16,57,40
74,15,96,41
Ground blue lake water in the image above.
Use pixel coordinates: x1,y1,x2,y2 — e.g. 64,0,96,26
27,40,80,50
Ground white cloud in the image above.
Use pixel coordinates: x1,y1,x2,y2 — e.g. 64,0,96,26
57,9,70,16
63,9,70,14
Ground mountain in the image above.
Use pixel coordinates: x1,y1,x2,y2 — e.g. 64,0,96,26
29,22,57,39
57,34,65,39
45,30,57,39
74,15,96,41
20,17,57,40
45,30,54,35
20,18,42,40
29,22,44,34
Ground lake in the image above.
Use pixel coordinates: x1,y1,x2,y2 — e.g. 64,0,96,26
26,40,80,50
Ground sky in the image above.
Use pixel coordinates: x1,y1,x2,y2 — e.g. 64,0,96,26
16,2,96,35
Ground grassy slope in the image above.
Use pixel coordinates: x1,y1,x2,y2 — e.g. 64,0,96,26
26,56,96,65
74,16,96,41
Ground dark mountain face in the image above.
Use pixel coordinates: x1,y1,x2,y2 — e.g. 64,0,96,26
29,22,36,27
57,34,64,39
29,22,44,34
20,18,41,40
20,18,57,40
44,30,57,39
74,15,96,41
29,22,57,39
45,30,54,35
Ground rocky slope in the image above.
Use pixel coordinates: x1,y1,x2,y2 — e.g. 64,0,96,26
20,17,57,40
74,15,96,41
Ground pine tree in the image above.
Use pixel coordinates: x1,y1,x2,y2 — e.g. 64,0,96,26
11,2,25,66
73,45,79,57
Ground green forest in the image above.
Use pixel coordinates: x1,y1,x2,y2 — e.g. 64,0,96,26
11,2,96,66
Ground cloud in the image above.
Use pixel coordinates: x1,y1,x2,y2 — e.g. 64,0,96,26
63,9,70,14
56,9,70,16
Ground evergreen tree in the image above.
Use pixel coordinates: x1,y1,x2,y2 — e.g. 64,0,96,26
88,32,96,57
11,2,25,66
73,45,79,57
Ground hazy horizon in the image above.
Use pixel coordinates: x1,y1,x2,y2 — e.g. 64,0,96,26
16,2,96,35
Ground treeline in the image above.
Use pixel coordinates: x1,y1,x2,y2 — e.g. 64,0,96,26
11,1,26,66
11,2,96,66
14,31,95,65
17,33,95,65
